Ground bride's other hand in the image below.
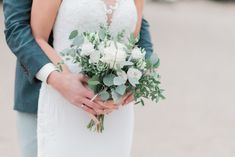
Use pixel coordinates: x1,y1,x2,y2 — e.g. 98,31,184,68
95,93,135,115
121,93,134,106
94,100,119,115
48,71,103,116
82,85,119,115
122,93,134,106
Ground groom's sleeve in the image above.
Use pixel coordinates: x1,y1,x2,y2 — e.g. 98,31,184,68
138,18,154,59
3,0,52,83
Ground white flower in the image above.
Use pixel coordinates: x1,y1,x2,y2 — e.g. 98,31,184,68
131,47,145,60
89,51,100,64
127,68,142,82
100,41,127,68
80,39,95,56
98,42,105,52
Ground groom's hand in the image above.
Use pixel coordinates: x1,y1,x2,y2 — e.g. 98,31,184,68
47,71,109,115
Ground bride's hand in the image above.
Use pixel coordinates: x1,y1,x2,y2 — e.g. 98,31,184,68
120,92,134,106
94,99,119,115
95,93,134,114
47,72,111,116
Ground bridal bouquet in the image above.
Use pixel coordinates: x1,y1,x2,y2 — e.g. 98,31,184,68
59,25,164,132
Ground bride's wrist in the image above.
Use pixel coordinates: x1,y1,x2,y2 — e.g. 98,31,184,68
47,71,61,87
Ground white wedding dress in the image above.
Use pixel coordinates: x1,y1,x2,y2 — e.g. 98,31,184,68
37,0,137,157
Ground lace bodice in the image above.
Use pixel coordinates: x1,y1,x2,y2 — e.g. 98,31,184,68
53,0,138,54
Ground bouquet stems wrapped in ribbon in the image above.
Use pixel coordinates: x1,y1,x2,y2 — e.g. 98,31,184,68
59,25,165,133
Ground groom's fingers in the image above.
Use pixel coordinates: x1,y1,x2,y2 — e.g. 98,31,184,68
96,100,119,110
80,104,97,115
123,95,134,105
82,98,103,110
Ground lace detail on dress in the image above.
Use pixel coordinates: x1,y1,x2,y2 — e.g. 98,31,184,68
101,0,119,26
52,0,137,54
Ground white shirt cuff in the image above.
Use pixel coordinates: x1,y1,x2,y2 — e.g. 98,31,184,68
36,63,57,83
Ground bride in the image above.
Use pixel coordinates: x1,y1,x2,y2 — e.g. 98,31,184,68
31,0,144,156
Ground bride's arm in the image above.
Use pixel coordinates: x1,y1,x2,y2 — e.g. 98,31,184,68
31,0,70,73
134,0,145,37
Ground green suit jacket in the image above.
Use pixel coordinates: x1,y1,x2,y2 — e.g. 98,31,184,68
3,0,154,113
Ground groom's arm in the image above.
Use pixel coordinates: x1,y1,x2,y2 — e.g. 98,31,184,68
3,0,55,83
138,18,154,59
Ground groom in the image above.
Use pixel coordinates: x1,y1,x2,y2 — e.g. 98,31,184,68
3,0,154,157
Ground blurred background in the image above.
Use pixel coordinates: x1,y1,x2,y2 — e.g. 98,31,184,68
1,0,235,157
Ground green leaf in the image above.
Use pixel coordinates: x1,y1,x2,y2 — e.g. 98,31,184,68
72,35,84,47
111,90,122,103
140,99,145,106
115,85,127,95
153,58,160,69
149,53,159,66
113,76,126,85
129,33,136,45
98,29,106,40
128,78,139,87
89,75,100,82
88,75,100,91
159,93,166,99
119,61,134,67
152,72,160,80
69,30,78,39
103,74,115,87
88,80,100,86
99,90,110,101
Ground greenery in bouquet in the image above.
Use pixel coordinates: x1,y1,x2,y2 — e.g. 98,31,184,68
60,25,165,132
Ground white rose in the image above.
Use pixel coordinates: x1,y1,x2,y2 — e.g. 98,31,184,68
127,68,142,82
80,39,95,56
98,42,105,52
131,47,145,60
100,41,127,68
89,51,100,64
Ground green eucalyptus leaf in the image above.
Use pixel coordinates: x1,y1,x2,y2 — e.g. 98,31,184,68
153,58,160,69
99,90,110,101
113,76,126,85
88,75,100,91
98,29,106,40
60,48,70,56
128,78,139,87
149,53,159,66
111,90,122,103
152,72,160,80
88,80,100,86
69,30,78,39
115,85,127,95
72,35,84,47
119,61,134,67
103,74,115,87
